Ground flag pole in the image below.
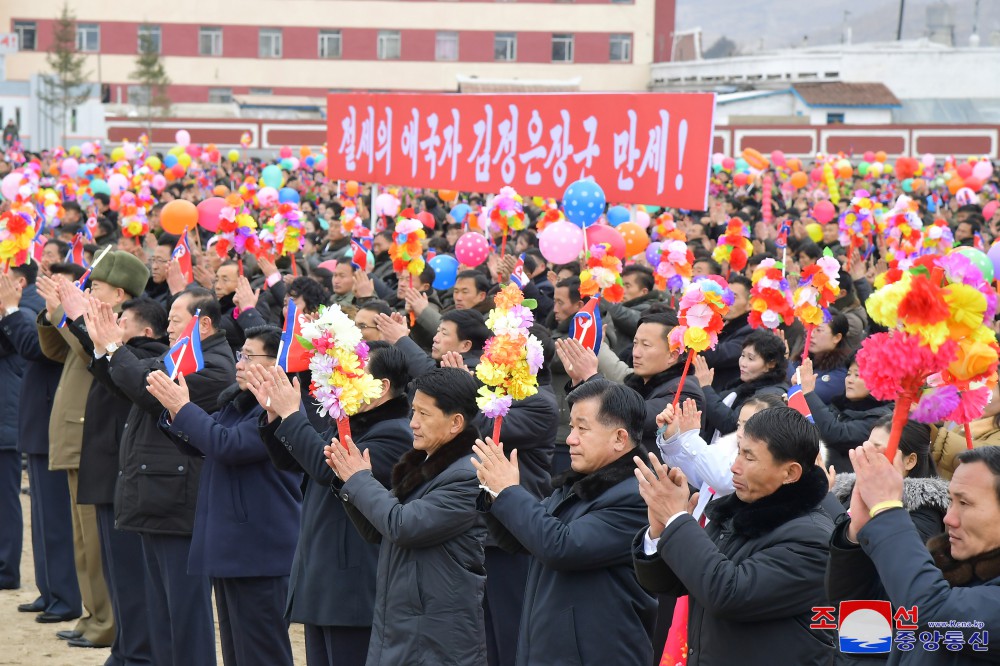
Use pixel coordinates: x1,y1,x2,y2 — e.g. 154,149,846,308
267,338,286,408
58,244,114,328
169,341,189,381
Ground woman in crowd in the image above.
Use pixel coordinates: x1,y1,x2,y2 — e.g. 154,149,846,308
931,383,1000,480
786,310,853,405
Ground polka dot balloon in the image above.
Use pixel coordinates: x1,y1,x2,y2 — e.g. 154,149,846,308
563,178,606,228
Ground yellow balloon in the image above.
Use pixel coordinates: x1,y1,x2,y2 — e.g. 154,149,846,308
178,153,192,168
145,156,162,171
169,145,184,156
68,146,81,157
110,147,125,162
806,223,823,243
532,196,546,208
227,150,240,163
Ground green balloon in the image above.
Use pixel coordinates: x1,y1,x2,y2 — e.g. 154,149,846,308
954,246,994,283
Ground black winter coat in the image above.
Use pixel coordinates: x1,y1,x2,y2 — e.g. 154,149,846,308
260,396,412,627
108,331,236,535
702,372,789,438
634,466,836,665
0,286,43,450
807,392,893,473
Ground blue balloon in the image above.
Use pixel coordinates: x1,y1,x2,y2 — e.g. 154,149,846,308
278,187,300,204
164,154,178,168
450,203,471,225
305,155,316,167
562,179,606,228
429,255,459,290
90,179,110,196
606,206,630,227
261,164,284,189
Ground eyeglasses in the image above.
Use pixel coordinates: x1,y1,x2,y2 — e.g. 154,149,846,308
149,257,169,265
237,351,276,362
356,323,377,330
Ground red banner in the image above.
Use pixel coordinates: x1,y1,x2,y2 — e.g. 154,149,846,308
326,92,717,210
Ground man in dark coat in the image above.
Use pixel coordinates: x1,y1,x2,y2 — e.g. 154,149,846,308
0,266,81,620
91,286,236,666
604,265,663,357
325,368,488,666
699,274,753,392
255,342,413,666
380,308,490,379
827,444,1000,665
473,379,657,666
148,326,302,666
633,407,835,665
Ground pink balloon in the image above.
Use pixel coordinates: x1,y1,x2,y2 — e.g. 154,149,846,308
185,144,202,158
108,173,129,195
454,232,490,267
770,150,787,168
151,174,167,191
972,160,994,181
984,200,999,221
539,221,584,264
175,130,191,147
60,158,79,178
586,224,626,259
288,157,300,171
196,197,227,232
279,146,293,159
634,210,651,230
863,151,875,163
318,260,338,272
81,142,95,157
374,192,400,217
812,200,836,224
257,187,279,207
922,153,935,168
1,172,21,200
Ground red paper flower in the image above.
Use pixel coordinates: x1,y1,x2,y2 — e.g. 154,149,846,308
857,332,957,401
897,274,950,327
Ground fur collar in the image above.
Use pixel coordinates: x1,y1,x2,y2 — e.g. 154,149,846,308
707,465,829,538
927,534,1000,587
391,426,479,500
833,474,951,514
550,450,642,502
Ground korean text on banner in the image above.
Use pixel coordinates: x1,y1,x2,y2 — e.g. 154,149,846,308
326,92,717,210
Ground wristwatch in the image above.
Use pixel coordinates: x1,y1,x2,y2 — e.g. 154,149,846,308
105,342,121,356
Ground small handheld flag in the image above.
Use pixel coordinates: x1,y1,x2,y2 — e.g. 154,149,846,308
568,298,602,356
164,308,205,380
786,384,814,423
276,298,311,373
65,233,89,267
510,254,528,289
172,230,194,285
349,240,372,273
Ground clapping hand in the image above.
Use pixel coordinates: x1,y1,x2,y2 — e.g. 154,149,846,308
440,351,472,374
799,357,817,394
472,437,520,495
634,452,697,539
692,355,714,389
554,338,599,386
145,370,191,419
233,276,259,311
324,436,372,482
57,278,86,321
374,312,409,344
82,294,123,351
0,272,22,313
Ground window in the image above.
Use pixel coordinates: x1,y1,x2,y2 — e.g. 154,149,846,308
552,33,574,62
609,33,631,62
249,87,272,95
127,85,149,106
318,30,342,58
826,112,845,125
377,30,401,60
208,87,233,103
199,27,222,56
435,31,458,61
259,28,282,58
13,21,36,51
137,25,161,54
76,24,99,52
494,32,516,61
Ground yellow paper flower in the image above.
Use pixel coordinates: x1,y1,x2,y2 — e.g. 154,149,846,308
683,327,710,352
943,283,987,339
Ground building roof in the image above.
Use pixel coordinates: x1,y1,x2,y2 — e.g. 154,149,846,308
792,82,901,108
455,75,582,93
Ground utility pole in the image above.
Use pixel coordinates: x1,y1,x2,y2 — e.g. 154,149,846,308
896,0,906,41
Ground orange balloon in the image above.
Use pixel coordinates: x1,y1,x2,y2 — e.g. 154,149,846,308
438,189,458,202
947,177,964,195
345,180,359,197
161,200,198,235
875,151,887,163
912,178,925,191
213,185,230,196
741,148,769,171
300,145,312,157
837,164,853,180
790,171,809,189
786,158,803,172
617,222,650,257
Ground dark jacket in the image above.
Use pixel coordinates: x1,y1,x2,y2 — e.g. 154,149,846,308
605,290,663,355
260,396,412,627
807,392,893,473
336,427,487,666
827,509,1000,665
109,331,236,535
789,361,847,405
74,332,168,505
485,454,656,666
158,386,302,577
0,287,59,455
217,291,245,355
699,313,753,392
702,373,789,438
0,291,39,450
624,362,706,452
143,278,171,309
634,466,836,665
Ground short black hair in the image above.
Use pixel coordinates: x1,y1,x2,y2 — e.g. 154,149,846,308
10,261,38,285
741,329,789,382
728,273,752,294
742,407,818,471
93,192,110,206
693,257,721,274
456,270,489,295
554,262,581,278
956,446,1000,504
244,325,282,357
122,297,168,338
158,233,179,248
637,310,679,341
287,276,330,314
872,415,936,479
49,261,88,281
413,367,479,422
63,201,82,216
441,309,491,350
797,242,823,261
45,239,70,257
622,265,655,292
358,299,392,316
179,286,222,329
566,378,646,451
522,252,540,275
417,263,436,288
367,340,411,398
555,276,582,304
959,216,983,234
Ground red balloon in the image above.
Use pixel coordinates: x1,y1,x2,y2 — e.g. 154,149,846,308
196,197,227,232
965,177,984,192
417,211,435,230
810,167,824,183
586,224,626,259
733,173,749,187
895,157,917,180
812,200,836,224
957,163,974,180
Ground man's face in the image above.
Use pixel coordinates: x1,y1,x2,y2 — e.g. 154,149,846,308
632,323,675,378
823,223,840,245
566,398,629,474
956,222,974,242
89,279,126,307
410,390,461,456
798,253,817,268
326,219,345,242
446,226,461,246
355,308,383,343
453,277,484,310
726,282,750,320
431,321,468,361
235,337,274,391
621,273,649,302
553,286,582,324
730,436,798,503
117,309,150,343
692,260,713,277
41,243,62,275
332,262,355,296
943,461,1000,561
214,264,238,299
372,235,391,255
150,246,171,283
167,294,195,345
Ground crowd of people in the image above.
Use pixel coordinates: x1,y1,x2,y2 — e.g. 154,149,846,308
1,142,1000,666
